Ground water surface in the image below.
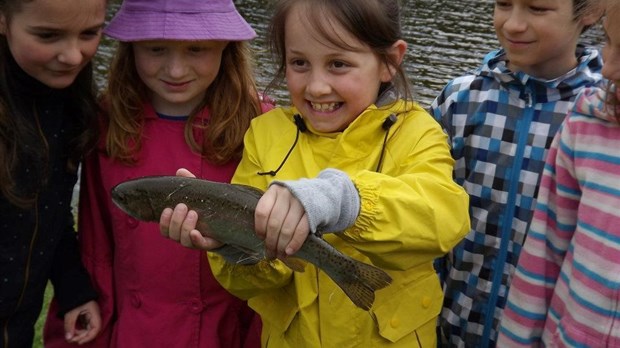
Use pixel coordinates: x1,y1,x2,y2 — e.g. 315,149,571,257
96,0,603,108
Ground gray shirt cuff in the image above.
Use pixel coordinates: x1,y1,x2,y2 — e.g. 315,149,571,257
271,168,360,235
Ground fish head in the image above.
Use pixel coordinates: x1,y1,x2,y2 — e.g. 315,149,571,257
110,175,263,226
111,176,181,221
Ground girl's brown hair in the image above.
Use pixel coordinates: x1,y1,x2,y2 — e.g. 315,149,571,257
104,40,262,165
266,0,412,102
0,0,99,207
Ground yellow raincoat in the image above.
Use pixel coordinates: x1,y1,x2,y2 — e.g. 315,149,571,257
208,99,470,347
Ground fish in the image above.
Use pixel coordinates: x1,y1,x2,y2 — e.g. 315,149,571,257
111,175,393,310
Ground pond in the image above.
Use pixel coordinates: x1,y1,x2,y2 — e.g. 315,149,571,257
95,0,603,109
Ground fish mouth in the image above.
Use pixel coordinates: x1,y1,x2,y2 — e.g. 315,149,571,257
110,187,155,220
110,187,130,212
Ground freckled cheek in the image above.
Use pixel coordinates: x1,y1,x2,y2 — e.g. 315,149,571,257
492,15,505,36
285,72,307,92
602,48,620,82
134,57,161,78
14,53,52,74
198,55,224,80
11,41,49,64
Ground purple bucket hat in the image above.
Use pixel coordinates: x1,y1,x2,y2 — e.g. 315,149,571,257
104,0,256,42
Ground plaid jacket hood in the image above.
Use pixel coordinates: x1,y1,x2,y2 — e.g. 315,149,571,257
430,45,603,347
481,47,600,97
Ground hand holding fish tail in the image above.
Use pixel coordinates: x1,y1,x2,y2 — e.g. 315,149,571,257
256,184,310,259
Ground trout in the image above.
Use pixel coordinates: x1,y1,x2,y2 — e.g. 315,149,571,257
111,175,392,310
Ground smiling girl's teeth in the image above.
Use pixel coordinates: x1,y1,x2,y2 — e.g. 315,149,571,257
311,102,339,111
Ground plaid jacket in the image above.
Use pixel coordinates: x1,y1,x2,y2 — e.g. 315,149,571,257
430,46,603,348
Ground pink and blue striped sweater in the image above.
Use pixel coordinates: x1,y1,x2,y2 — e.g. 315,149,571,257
497,86,620,347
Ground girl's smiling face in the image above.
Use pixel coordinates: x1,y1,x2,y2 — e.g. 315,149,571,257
283,3,396,133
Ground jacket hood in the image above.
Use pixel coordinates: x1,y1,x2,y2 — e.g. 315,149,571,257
474,45,603,103
573,85,620,124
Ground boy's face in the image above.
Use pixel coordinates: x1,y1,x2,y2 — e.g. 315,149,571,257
493,0,597,80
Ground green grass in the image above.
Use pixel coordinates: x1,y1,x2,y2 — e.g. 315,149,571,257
33,283,53,348
31,193,78,347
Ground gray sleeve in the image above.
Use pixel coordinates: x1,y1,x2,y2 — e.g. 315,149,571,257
270,168,360,235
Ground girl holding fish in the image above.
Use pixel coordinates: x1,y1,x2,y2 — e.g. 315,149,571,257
160,0,470,346
43,0,273,347
0,0,105,345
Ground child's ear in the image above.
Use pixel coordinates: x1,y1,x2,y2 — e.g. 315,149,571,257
381,39,407,82
580,3,605,27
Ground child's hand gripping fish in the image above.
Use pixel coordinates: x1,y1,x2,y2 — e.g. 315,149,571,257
111,175,392,310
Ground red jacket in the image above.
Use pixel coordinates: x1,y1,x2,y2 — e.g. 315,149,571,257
44,103,267,347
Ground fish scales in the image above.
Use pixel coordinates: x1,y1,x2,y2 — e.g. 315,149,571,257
111,175,392,310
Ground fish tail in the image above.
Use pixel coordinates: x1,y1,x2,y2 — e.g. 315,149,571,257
327,259,392,311
354,261,393,290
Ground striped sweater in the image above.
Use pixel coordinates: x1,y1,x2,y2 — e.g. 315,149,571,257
498,86,620,347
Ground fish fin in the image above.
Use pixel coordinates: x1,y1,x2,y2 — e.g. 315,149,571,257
330,261,392,310
281,257,307,272
211,244,262,265
235,254,262,265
